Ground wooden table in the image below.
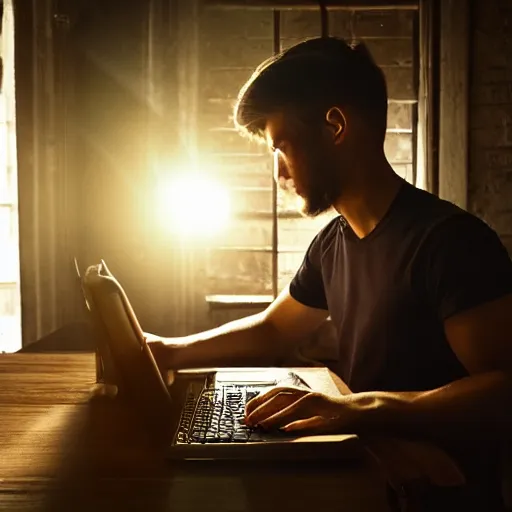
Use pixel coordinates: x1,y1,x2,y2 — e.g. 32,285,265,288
0,353,398,512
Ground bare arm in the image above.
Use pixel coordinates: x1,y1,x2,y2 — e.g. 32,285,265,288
246,294,512,442
148,285,329,369
351,293,512,440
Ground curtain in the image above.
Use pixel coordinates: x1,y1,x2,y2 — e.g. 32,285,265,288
14,0,209,348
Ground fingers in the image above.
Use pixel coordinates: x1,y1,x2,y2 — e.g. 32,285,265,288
246,389,307,427
245,386,352,434
283,405,355,435
257,393,319,430
245,386,307,417
143,332,162,343
281,415,326,432
246,386,353,434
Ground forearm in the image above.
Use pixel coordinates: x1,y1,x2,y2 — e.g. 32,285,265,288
167,313,287,369
351,371,512,441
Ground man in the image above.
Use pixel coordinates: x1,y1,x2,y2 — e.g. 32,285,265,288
149,37,512,508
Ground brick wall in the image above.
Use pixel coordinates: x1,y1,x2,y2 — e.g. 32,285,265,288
469,0,512,255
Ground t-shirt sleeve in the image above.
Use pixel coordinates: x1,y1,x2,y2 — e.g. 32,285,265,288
420,213,512,321
289,230,329,310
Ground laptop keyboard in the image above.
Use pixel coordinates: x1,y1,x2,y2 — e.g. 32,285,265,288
177,386,265,444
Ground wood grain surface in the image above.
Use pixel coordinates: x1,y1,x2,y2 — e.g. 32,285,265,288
0,353,392,512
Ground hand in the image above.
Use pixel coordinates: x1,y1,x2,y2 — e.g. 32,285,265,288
144,333,176,381
244,386,359,434
144,332,165,344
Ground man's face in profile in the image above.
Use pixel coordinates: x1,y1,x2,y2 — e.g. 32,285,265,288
265,111,341,217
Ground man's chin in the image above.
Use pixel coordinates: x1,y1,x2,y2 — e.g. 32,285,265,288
296,189,334,217
296,196,316,217
300,200,331,218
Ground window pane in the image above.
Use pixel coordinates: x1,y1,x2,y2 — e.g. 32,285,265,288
385,133,413,164
0,206,18,283
0,95,6,122
353,9,413,38
0,0,21,352
278,214,334,249
207,249,272,295
0,283,21,354
0,205,11,240
214,218,273,248
388,103,413,131
0,123,7,188
281,10,320,38
277,188,302,214
278,252,304,292
214,155,272,188
0,165,15,206
231,186,273,215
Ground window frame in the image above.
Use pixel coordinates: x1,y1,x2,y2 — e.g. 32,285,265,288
0,0,22,353
201,0,428,302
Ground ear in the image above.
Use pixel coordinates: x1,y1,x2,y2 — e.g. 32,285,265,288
325,107,346,144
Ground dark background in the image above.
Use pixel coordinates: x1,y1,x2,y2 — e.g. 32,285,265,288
9,0,512,347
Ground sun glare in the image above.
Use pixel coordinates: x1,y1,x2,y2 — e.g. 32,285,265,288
159,173,231,237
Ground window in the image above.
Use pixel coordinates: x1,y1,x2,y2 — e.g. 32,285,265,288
0,0,20,353
197,2,419,301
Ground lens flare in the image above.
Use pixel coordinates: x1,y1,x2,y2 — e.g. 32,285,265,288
158,173,231,237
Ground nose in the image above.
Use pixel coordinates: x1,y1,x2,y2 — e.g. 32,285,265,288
273,151,291,182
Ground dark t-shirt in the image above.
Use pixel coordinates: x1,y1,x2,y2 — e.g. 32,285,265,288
289,181,512,506
290,181,512,393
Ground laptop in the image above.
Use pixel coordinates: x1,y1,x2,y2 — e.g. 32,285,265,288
78,259,362,461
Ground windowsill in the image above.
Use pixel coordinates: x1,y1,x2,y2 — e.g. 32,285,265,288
205,294,273,310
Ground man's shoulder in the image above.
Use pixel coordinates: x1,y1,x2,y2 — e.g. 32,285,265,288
394,184,511,268
404,183,464,219
313,215,341,247
424,210,503,251
407,190,507,260
403,184,490,236
302,215,341,263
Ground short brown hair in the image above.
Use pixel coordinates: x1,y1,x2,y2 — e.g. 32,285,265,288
234,37,388,142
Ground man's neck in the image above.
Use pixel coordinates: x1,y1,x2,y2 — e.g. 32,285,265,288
334,161,404,239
